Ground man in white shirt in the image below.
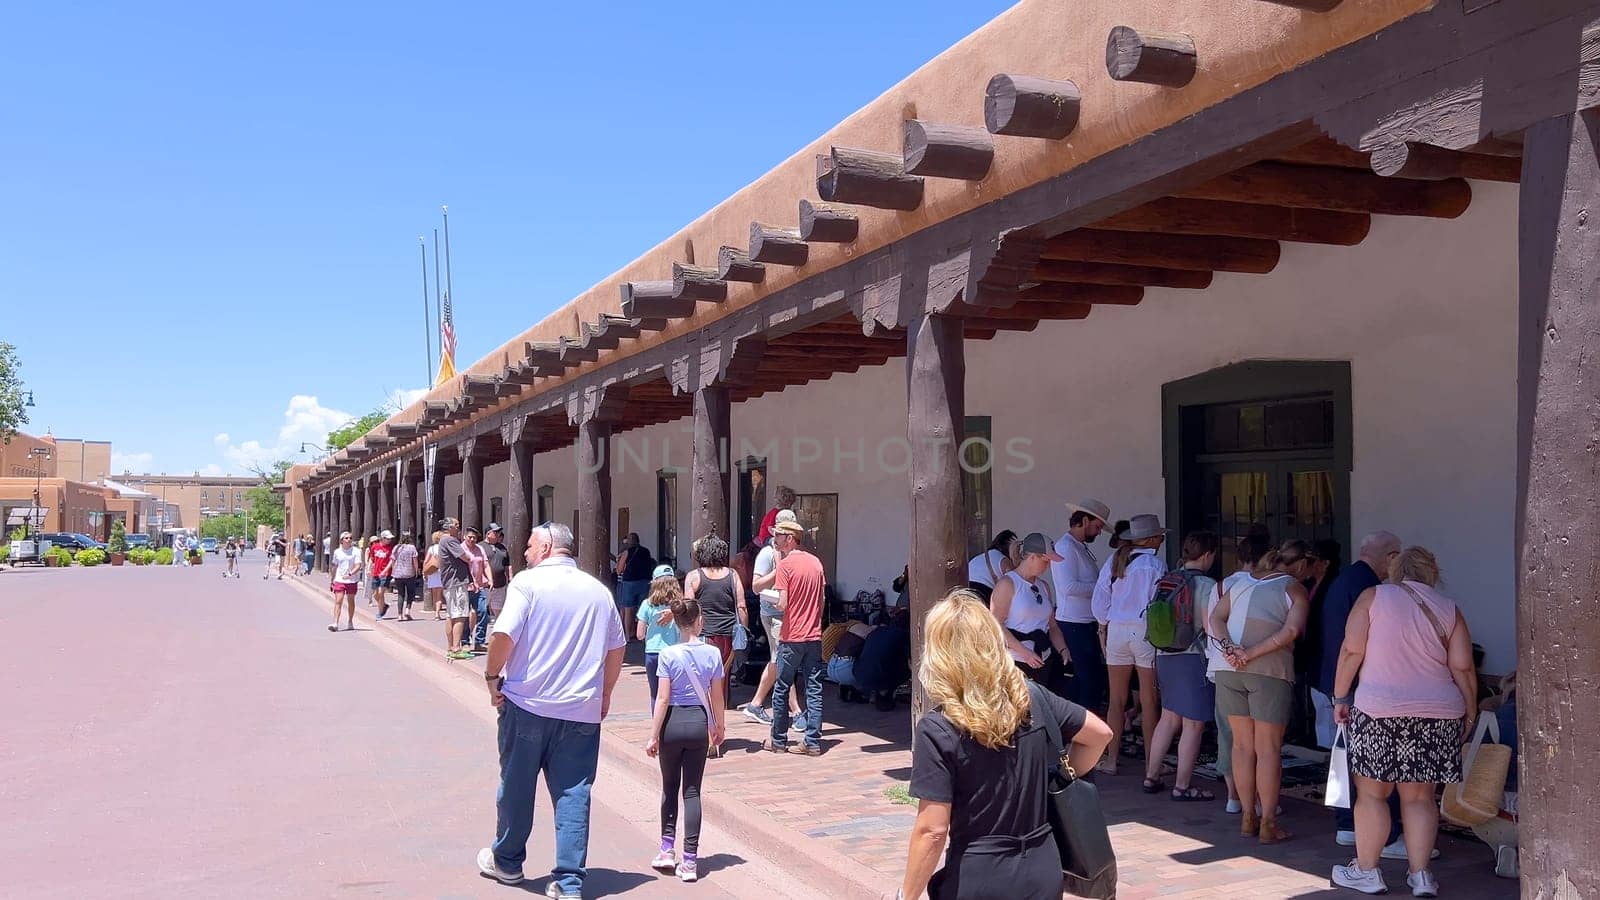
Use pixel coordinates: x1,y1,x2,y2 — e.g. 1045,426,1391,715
741,509,803,726
477,522,626,897
1051,498,1111,712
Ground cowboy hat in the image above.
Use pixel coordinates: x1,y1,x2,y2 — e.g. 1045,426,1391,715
1064,498,1111,524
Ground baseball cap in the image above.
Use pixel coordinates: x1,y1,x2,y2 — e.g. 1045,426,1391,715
380,529,395,540
652,564,676,580
1018,532,1065,561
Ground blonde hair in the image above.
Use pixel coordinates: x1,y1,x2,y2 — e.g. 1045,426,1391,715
1111,535,1162,581
1389,546,1440,586
920,589,1032,750
430,530,443,546
647,573,682,609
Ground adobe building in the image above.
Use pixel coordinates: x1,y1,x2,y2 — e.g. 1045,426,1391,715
287,2,1600,887
0,432,151,538
51,438,112,484
113,473,260,531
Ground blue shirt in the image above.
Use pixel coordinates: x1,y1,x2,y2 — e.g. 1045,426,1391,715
655,639,724,708
637,601,681,654
1314,560,1381,696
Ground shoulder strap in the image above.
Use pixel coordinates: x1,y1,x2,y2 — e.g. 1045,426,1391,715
1026,682,1072,778
985,550,1001,582
670,645,718,733
1398,582,1451,652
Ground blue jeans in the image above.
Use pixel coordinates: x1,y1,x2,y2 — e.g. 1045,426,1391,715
827,654,857,687
493,702,600,893
771,640,824,749
1060,620,1107,713
472,589,490,646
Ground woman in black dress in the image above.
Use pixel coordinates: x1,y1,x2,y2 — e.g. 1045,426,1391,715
901,590,1113,900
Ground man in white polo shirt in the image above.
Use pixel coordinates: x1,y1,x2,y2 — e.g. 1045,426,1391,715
476,522,626,898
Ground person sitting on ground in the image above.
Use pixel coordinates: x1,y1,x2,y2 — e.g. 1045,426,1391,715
1145,530,1219,802
644,595,725,884
965,529,1019,603
901,590,1113,900
827,620,879,703
853,605,912,711
1331,546,1476,898
1210,538,1313,845
990,532,1068,684
637,564,683,713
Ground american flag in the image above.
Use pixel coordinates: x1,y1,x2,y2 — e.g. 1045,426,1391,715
440,292,456,360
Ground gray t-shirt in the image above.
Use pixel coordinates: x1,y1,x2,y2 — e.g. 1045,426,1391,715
437,533,473,587
754,544,780,618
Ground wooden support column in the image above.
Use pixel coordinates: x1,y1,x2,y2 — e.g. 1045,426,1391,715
338,483,352,544
576,419,613,582
311,494,324,571
502,416,536,573
690,385,731,542
377,469,393,535
397,460,415,537
906,312,967,719
427,451,446,533
353,476,368,539
1516,109,1600,898
459,437,484,531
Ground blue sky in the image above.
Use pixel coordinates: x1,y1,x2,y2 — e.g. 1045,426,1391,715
2,0,1011,477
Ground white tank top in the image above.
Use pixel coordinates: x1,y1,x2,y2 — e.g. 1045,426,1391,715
1001,570,1054,634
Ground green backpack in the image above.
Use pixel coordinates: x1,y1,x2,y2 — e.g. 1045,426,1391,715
1144,569,1199,652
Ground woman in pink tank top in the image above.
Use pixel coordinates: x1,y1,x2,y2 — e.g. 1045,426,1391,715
1330,547,1478,896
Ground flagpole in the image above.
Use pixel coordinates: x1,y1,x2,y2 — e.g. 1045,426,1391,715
441,205,454,315
419,236,433,386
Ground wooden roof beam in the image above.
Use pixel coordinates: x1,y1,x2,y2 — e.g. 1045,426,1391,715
524,341,568,376
1030,259,1213,289
1176,162,1472,217
816,147,923,211
621,281,696,322
1369,142,1522,183
716,246,765,283
903,120,994,180
1258,0,1341,9
748,223,809,265
1041,229,1280,274
1016,284,1144,306
671,263,727,303
559,336,599,365
1106,27,1196,88
799,199,860,243
984,74,1081,140
1095,197,1371,245
462,375,499,399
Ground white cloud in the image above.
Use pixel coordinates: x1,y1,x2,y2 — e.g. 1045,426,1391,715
207,388,426,475
112,451,155,474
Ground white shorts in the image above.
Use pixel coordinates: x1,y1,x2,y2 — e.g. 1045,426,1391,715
1105,621,1156,668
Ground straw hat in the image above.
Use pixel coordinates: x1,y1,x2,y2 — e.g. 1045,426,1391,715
1064,498,1111,525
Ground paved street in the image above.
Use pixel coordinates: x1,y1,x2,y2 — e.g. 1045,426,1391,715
0,563,800,899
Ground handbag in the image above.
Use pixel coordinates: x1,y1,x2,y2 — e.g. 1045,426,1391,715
1028,683,1117,899
732,622,750,652
1324,725,1352,809
422,550,440,577
1442,713,1512,827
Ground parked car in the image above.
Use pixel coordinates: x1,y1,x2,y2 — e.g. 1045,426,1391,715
125,534,152,550
201,537,219,554
38,532,104,552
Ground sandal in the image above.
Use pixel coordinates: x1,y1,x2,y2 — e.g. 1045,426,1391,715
1258,819,1294,844
1171,787,1215,802
1141,778,1165,794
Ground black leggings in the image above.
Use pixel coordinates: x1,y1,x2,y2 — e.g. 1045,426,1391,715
659,705,709,854
394,577,421,614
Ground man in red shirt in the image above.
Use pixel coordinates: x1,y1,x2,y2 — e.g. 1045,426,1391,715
754,485,798,545
370,530,396,620
764,519,827,756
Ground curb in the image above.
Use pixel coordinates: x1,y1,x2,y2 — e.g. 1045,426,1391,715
279,574,890,900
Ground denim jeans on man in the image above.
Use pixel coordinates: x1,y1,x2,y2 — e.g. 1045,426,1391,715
473,589,491,646
493,701,600,893
770,640,824,749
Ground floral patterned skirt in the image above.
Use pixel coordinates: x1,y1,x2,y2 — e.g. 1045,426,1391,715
1348,706,1463,784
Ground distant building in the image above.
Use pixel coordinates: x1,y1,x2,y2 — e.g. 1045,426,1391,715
114,473,262,531
50,438,112,484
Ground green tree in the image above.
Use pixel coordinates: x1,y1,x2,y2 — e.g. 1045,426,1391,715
0,342,29,443
327,409,389,451
200,514,247,539
243,459,293,532
108,519,128,554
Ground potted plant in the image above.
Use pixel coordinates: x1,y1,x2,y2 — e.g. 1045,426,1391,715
108,521,128,566
44,546,73,567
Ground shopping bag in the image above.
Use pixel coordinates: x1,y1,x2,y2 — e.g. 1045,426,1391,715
1324,725,1352,809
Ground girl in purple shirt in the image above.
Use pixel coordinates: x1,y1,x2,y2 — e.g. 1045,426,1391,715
644,597,725,883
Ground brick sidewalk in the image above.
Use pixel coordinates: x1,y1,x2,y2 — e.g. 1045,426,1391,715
290,572,1517,898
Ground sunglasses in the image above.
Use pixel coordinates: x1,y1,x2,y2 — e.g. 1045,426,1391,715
1029,582,1047,606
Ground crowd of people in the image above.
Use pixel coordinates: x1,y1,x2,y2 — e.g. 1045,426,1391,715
291,487,1501,899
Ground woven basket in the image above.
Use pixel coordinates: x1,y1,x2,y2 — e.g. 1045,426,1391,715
1441,742,1511,827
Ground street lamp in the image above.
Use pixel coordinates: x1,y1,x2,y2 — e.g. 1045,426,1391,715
26,447,51,541
24,391,35,408
300,442,328,458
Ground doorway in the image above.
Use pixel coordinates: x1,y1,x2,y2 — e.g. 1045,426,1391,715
736,456,767,550
1163,361,1351,573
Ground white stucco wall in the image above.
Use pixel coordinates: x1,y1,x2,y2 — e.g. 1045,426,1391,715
441,181,1519,672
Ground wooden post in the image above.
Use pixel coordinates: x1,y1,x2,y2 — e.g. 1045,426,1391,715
338,483,352,544
906,312,967,719
1516,109,1600,898
576,419,613,582
503,416,536,573
353,475,367,540
459,438,483,531
690,385,731,543
377,469,393,535
397,459,415,537
311,494,323,572
428,456,446,534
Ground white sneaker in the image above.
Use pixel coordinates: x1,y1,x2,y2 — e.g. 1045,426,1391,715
676,858,698,883
1336,830,1357,846
1406,869,1439,898
544,883,581,899
1382,837,1441,861
476,848,523,885
1225,798,1243,814
650,850,675,872
1332,861,1388,894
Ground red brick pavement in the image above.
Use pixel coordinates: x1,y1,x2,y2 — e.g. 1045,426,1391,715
285,571,1518,899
